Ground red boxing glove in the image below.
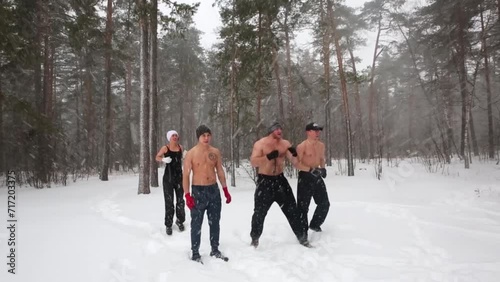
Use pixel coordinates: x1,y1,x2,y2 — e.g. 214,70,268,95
185,193,195,210
222,187,231,204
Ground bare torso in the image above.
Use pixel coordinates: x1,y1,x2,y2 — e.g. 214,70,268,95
186,144,219,185
297,140,325,168
251,136,293,175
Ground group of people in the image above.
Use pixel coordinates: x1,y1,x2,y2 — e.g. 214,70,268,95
155,122,330,263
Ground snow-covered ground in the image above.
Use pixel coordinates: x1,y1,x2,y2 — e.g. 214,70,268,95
1,159,500,282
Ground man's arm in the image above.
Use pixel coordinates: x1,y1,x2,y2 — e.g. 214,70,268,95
215,149,227,187
296,143,305,164
182,151,193,194
250,141,266,167
286,141,310,172
319,142,326,168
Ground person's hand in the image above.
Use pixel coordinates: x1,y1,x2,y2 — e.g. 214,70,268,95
319,168,327,178
162,157,172,164
287,147,297,157
266,150,279,160
222,187,231,204
185,193,195,210
310,167,322,177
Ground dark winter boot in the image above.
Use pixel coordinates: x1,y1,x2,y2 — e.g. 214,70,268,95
299,238,313,248
309,226,322,232
191,252,202,264
176,220,185,232
166,227,173,235
250,238,259,248
210,249,229,262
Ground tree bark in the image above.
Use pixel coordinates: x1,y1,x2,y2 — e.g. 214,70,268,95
138,0,151,194
456,5,471,168
284,7,294,131
40,0,53,185
101,0,113,181
347,43,365,160
150,0,159,187
480,4,495,159
329,0,353,175
0,74,4,174
368,17,382,159
230,0,237,187
272,44,285,122
320,0,332,166
256,11,263,138
124,0,133,170
469,109,479,157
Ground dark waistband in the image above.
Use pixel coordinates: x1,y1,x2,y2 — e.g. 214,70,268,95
257,173,285,180
192,183,218,189
298,170,320,178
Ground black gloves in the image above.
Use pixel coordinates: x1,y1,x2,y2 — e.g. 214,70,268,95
287,147,297,157
266,150,279,160
310,167,327,178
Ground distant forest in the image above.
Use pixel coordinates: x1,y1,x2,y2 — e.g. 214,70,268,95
1,0,499,189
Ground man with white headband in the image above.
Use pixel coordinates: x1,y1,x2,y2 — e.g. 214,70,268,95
155,129,185,235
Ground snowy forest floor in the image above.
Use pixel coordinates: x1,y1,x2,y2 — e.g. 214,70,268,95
1,158,500,282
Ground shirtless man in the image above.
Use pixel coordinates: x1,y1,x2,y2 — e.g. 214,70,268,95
183,125,232,263
249,121,322,248
296,122,330,235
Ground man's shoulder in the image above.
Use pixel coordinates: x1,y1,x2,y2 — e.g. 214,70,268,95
209,146,220,154
279,139,292,147
297,140,307,147
253,137,266,147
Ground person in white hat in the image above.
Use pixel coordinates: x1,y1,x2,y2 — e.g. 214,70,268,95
155,130,185,235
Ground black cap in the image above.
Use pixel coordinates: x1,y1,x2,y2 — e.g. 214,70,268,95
305,122,323,131
196,125,211,139
267,121,282,135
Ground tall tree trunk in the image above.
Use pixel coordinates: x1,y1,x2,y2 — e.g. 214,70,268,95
256,11,263,138
138,0,151,194
179,94,184,142
0,76,4,175
442,72,456,160
125,60,133,169
41,0,53,185
480,4,495,159
101,0,113,181
368,17,382,159
456,5,471,168
35,0,44,186
469,109,479,157
329,0,353,175
84,51,95,171
230,49,237,187
320,0,332,166
149,0,159,187
229,0,237,187
272,44,285,122
347,43,365,160
124,0,134,170
284,8,294,136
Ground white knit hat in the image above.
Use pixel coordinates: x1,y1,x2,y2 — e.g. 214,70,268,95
166,130,178,142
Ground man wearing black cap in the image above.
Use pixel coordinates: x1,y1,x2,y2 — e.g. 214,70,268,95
182,125,232,263
249,121,319,248
296,122,330,234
